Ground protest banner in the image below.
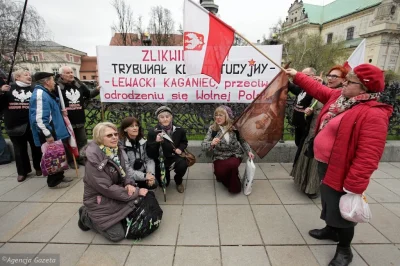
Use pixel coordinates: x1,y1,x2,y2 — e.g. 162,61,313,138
97,45,282,103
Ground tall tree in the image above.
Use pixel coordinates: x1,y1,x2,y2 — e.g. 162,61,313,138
0,0,49,72
148,6,176,46
111,0,137,45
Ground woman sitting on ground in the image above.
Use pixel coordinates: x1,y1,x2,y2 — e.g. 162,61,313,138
78,122,148,242
119,116,157,189
147,106,188,193
202,105,254,194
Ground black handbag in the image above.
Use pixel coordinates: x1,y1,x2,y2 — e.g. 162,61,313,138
125,191,163,240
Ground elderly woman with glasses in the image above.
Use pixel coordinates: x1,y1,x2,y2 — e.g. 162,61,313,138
119,117,157,190
78,122,148,242
285,64,393,266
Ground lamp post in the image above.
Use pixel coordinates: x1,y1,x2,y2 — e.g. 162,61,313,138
200,0,219,15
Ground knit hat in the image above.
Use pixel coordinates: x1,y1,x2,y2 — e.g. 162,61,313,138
219,105,234,119
353,64,385,93
155,106,173,117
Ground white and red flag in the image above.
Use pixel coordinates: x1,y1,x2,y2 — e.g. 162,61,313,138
343,39,366,71
183,0,235,83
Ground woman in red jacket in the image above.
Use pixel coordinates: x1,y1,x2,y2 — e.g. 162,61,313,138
285,64,393,266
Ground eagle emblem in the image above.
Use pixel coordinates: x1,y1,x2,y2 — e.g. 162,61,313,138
12,90,32,102
184,32,205,51
65,89,81,104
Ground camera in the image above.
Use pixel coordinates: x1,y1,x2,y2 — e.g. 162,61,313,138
133,158,144,170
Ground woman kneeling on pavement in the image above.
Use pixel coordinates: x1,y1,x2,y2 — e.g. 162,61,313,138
285,64,393,266
78,122,148,242
202,105,254,194
147,106,188,193
119,116,158,189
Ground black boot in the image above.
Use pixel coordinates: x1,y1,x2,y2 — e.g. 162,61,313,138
309,226,339,242
329,246,353,266
78,206,91,231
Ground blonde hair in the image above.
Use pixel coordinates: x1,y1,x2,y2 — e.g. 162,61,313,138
211,106,233,132
93,122,118,145
13,69,30,80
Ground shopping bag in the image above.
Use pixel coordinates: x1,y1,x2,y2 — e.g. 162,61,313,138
125,191,163,240
242,159,256,196
40,140,68,176
339,193,372,223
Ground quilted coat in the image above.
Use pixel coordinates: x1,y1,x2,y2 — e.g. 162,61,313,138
293,73,393,194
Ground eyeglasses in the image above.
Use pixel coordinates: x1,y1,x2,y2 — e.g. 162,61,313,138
344,80,363,86
105,133,119,138
326,74,340,79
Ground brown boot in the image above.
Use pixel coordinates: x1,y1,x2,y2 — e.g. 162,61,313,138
17,175,27,182
176,184,184,193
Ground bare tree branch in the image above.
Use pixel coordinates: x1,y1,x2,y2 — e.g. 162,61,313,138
148,6,176,46
111,0,137,45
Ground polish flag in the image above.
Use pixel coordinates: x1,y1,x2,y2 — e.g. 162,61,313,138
343,39,366,71
183,0,235,84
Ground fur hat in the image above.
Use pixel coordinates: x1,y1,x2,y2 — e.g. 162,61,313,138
155,106,173,117
353,64,385,93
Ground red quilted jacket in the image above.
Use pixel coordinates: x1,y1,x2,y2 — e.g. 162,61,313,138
293,73,393,194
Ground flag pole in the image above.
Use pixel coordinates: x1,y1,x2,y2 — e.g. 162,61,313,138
233,31,285,72
7,0,29,84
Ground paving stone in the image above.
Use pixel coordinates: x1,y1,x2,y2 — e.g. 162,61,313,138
0,243,45,262
0,202,50,242
218,205,262,245
379,162,400,178
27,179,80,202
51,212,96,244
184,180,216,204
270,180,313,204
91,233,133,245
364,180,400,203
266,246,319,266
0,178,47,201
0,164,17,176
363,193,377,203
187,163,215,179
368,204,400,243
382,203,400,218
0,178,21,197
280,162,293,174
247,180,281,204
389,162,400,170
11,203,80,242
56,179,84,203
353,244,400,266
259,163,291,179
76,245,130,266
174,247,221,266
221,246,270,266
126,246,174,266
371,169,396,179
0,202,20,217
178,205,219,245
37,244,87,266
352,221,390,244
374,178,400,196
240,163,266,179
309,245,367,266
215,181,249,205
252,205,305,245
285,204,332,244
154,184,185,205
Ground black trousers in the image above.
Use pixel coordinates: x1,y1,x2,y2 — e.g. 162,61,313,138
9,127,42,176
154,156,187,186
65,126,87,164
294,126,306,147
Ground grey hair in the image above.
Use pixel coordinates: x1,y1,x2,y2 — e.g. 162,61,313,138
36,77,52,86
309,68,317,75
93,122,118,145
59,66,72,74
12,69,29,80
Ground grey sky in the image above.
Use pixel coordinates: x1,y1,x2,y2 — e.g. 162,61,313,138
28,0,334,56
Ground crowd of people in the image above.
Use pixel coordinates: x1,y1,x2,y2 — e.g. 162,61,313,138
0,62,393,265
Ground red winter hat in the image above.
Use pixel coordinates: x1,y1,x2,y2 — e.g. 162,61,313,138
353,64,385,92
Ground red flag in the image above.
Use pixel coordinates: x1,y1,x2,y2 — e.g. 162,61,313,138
183,0,234,83
234,71,288,158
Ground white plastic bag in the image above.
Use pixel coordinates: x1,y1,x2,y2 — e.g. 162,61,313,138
242,159,256,196
339,193,372,223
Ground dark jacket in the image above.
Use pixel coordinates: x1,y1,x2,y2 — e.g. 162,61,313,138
29,85,69,146
146,124,188,159
288,82,313,127
55,76,99,125
83,141,139,231
0,83,34,129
